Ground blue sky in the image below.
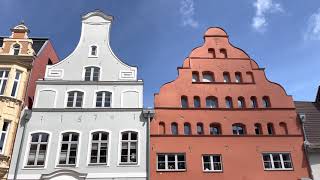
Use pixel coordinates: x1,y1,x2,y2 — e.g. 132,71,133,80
1,0,320,107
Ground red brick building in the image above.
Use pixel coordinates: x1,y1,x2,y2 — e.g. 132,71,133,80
150,27,311,180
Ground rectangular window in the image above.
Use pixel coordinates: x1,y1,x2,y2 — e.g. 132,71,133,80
26,133,49,167
120,131,138,165
66,91,84,108
11,71,21,97
157,153,186,171
84,67,100,81
202,155,222,172
96,91,112,107
0,70,9,95
90,132,109,164
262,153,293,170
58,132,79,166
0,121,10,154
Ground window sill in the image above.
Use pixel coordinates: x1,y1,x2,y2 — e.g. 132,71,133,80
203,170,223,173
157,169,186,172
88,56,98,58
56,164,77,168
264,168,293,171
23,166,45,170
117,163,139,167
88,163,109,166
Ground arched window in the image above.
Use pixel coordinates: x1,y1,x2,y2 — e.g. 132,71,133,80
202,72,214,82
171,123,178,135
208,48,216,58
90,131,109,164
246,71,255,83
250,96,258,108
184,123,191,135
225,96,233,108
267,123,275,135
206,96,218,108
181,96,189,108
223,72,231,83
254,123,262,135
84,66,100,81
197,123,204,135
96,91,112,107
235,72,242,83
220,48,227,58
120,131,138,164
26,132,49,167
262,96,271,108
192,71,200,82
90,45,98,56
237,97,245,108
159,122,166,134
66,91,84,108
58,132,79,166
210,123,222,135
232,123,246,135
193,96,201,108
13,44,20,55
279,122,288,135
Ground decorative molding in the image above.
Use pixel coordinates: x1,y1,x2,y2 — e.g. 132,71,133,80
36,80,143,85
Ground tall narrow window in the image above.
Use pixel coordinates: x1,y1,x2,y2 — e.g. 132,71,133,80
202,155,222,172
220,48,227,58
197,123,204,135
210,123,221,135
157,154,186,171
181,96,188,108
237,97,245,108
90,131,109,164
84,66,100,81
225,96,233,108
192,72,200,82
193,96,201,108
232,124,246,135
66,91,84,108
26,132,49,167
90,45,98,56
184,123,191,135
208,48,216,58
0,70,9,95
254,123,262,135
267,123,275,135
120,131,138,164
96,91,112,107
13,44,20,55
159,122,166,134
0,121,10,154
262,96,271,108
246,71,254,83
171,123,178,135
279,122,288,135
202,72,214,82
223,72,230,83
11,71,21,97
58,132,79,166
235,72,242,83
250,96,258,108
206,96,218,108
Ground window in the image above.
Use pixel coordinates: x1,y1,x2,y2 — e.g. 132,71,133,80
171,123,178,135
279,122,288,135
225,96,233,108
181,96,189,108
210,123,221,135
96,91,111,107
206,96,218,108
235,72,242,83
184,123,191,135
90,131,109,164
159,122,166,134
192,72,200,82
90,45,98,56
223,72,230,83
11,71,21,97
232,124,246,135
237,97,245,108
26,132,49,167
157,154,186,171
120,131,138,164
202,155,222,172
197,123,204,135
0,121,10,154
0,70,9,95
13,44,20,55
254,123,262,135
267,123,275,135
246,72,254,83
262,96,271,108
58,132,79,166
208,48,216,58
66,91,84,108
193,96,201,108
250,96,258,108
262,153,293,170
202,72,214,82
47,58,53,65
84,66,100,81
220,48,227,58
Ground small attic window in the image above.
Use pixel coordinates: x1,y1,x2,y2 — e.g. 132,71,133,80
48,58,53,65
89,45,98,57
13,44,20,55
220,48,227,58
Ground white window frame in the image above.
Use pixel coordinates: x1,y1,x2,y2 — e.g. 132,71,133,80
83,66,101,81
95,90,112,108
23,131,52,169
262,153,293,171
0,121,10,154
117,129,140,166
65,90,85,108
156,153,186,171
202,154,223,172
0,69,9,95
87,129,112,166
10,71,22,97
88,45,99,57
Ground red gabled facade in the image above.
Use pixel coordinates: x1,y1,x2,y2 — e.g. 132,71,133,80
150,28,311,180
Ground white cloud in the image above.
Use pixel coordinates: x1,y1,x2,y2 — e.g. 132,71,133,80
179,0,199,28
252,0,283,32
305,8,320,40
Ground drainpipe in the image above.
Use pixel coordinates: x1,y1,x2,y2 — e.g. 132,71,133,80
143,109,154,180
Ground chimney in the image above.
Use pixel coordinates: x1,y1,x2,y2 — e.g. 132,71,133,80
10,21,30,39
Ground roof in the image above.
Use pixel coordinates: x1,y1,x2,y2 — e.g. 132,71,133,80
295,101,320,145
0,36,48,55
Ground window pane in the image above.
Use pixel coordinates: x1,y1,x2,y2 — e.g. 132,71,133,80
122,133,129,140
31,134,40,142
158,162,166,169
131,133,137,140
41,133,49,142
158,155,165,161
